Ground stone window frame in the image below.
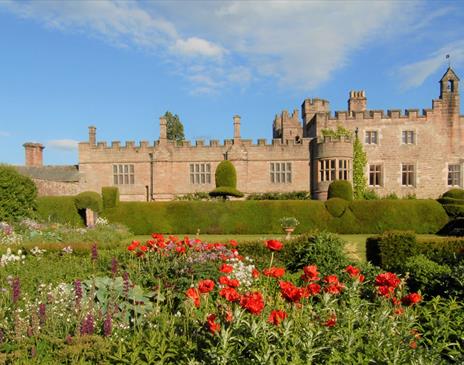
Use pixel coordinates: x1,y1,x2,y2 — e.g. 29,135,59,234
113,164,135,185
190,163,212,185
270,162,292,184
364,130,379,145
401,163,416,187
368,164,383,187
401,130,416,145
319,159,351,182
447,163,461,187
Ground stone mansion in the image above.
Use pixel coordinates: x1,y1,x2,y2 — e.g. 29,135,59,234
18,67,463,201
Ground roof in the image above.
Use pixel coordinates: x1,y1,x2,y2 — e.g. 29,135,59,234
440,67,460,81
14,165,80,182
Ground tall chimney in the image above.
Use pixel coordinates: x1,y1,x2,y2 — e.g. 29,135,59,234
348,90,367,115
159,116,167,143
23,143,44,167
233,115,241,141
88,126,96,146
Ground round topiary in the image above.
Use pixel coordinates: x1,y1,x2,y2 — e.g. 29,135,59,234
0,165,37,221
443,188,464,200
210,160,243,199
325,197,349,217
74,191,103,213
327,180,353,201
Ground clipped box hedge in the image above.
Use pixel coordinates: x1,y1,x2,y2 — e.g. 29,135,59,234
103,199,448,235
36,196,84,227
366,231,464,269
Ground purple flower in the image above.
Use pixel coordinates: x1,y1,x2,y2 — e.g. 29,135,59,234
80,313,94,336
38,303,46,325
103,313,112,337
74,280,83,308
123,271,130,299
0,328,4,344
111,257,118,276
91,243,98,262
12,277,20,304
65,334,73,344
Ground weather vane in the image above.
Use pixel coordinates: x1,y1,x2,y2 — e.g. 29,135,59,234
446,54,451,68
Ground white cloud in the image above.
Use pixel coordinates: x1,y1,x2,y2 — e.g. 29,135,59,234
398,40,464,89
0,0,431,92
47,139,79,151
0,131,11,137
172,37,225,58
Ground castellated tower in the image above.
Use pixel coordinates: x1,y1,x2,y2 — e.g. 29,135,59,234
348,90,367,115
272,109,303,143
301,98,330,138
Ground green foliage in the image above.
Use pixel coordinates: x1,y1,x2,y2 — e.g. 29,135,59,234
383,192,399,199
325,197,349,217
104,199,448,235
210,160,243,199
443,204,464,218
366,231,464,270
362,189,380,200
0,165,37,222
321,124,352,138
174,192,214,201
36,196,84,226
284,231,349,274
246,191,312,200
328,180,353,201
101,187,119,209
442,188,464,199
353,135,367,199
74,191,103,213
164,111,185,142
402,255,452,297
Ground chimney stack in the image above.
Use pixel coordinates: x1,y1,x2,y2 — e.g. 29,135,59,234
88,126,96,146
348,90,367,115
23,142,44,167
233,115,241,141
159,116,167,143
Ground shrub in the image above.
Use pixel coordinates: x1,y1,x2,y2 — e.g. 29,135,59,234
101,187,119,209
362,189,380,200
74,191,103,213
210,161,243,199
402,255,452,297
443,204,464,219
366,231,464,270
284,231,349,275
325,198,349,217
443,188,464,200
246,191,311,200
0,165,37,222
174,192,213,201
327,180,353,201
36,196,83,226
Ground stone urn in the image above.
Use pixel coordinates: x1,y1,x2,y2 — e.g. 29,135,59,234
284,227,295,240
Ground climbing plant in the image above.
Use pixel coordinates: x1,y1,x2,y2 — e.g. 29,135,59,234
321,125,352,138
353,135,367,199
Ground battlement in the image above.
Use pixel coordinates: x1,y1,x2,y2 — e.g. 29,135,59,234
327,106,438,123
316,136,352,144
349,90,365,98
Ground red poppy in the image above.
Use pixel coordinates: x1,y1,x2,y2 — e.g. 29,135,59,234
219,276,230,286
176,246,186,254
265,239,283,252
323,275,345,295
139,245,148,252
206,314,220,334
186,288,200,308
401,292,422,306
375,272,400,289
252,268,260,278
229,239,238,247
279,281,305,303
378,285,395,298
227,278,240,288
263,267,286,278
225,310,234,322
220,264,234,273
219,287,241,302
198,279,215,294
324,314,337,327
127,240,140,251
268,310,287,326
240,291,265,315
301,265,320,281
306,283,321,296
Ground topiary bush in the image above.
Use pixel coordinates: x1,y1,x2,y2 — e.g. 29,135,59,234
0,165,37,222
325,198,349,217
284,231,349,275
327,180,353,201
74,191,103,213
36,196,83,226
443,188,464,200
246,191,312,200
210,160,243,199
101,187,119,209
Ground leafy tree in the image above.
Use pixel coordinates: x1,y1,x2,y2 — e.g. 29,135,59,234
0,165,37,221
164,111,185,142
353,135,367,199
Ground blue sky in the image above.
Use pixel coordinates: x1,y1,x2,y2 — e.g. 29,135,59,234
0,0,463,165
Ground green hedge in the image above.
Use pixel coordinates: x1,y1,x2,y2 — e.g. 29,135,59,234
325,198,349,217
36,196,84,226
366,231,464,270
443,188,464,199
102,187,119,209
328,180,353,201
103,199,448,235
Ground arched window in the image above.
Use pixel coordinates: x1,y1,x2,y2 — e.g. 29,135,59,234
448,80,454,92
